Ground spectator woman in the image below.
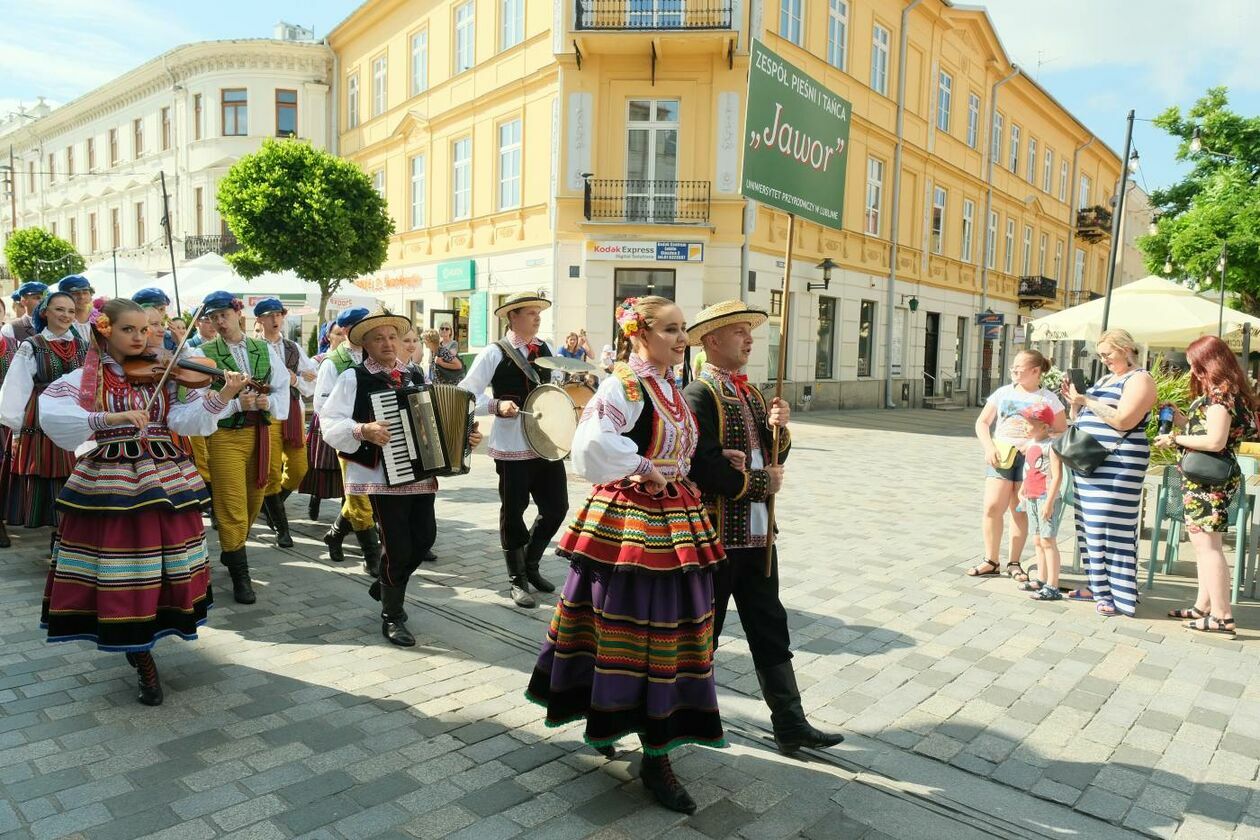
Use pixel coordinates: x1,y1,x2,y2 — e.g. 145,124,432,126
1063,328,1156,617
1154,335,1254,636
970,349,1067,581
422,328,463,384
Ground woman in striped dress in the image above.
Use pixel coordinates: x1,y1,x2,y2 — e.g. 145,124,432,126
1063,329,1156,616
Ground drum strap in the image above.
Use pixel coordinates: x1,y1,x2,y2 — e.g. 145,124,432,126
496,339,541,388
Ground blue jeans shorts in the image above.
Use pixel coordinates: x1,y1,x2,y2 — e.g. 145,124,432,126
985,451,1025,482
1024,496,1063,539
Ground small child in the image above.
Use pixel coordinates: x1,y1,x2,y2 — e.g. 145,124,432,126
1018,404,1063,600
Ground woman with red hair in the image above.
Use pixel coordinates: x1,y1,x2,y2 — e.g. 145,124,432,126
1155,335,1256,636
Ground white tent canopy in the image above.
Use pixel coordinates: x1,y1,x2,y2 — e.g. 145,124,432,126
1028,275,1260,347
82,259,155,299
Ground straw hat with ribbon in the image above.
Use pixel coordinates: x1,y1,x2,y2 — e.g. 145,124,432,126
687,300,768,346
494,292,551,318
348,308,414,345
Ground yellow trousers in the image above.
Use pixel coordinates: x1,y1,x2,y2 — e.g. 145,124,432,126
189,435,211,483
265,420,309,495
208,425,283,552
338,460,375,531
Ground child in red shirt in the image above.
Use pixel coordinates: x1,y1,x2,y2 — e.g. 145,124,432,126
1019,404,1064,600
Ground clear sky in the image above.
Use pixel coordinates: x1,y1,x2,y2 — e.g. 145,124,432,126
3,0,1257,194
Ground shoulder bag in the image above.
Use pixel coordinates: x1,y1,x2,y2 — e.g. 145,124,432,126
1051,425,1112,476
1180,449,1238,486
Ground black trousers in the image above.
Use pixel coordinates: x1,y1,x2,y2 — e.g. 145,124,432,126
369,494,436,588
495,458,568,551
713,545,793,670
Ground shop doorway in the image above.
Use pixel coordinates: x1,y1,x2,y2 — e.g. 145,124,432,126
430,309,465,353
612,268,676,336
923,311,940,397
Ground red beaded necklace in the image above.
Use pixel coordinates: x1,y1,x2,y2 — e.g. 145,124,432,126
48,336,79,364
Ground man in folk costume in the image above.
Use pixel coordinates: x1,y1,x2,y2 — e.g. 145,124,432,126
254,297,318,548
683,300,844,756
3,282,49,342
460,292,568,608
196,291,290,604
58,275,95,343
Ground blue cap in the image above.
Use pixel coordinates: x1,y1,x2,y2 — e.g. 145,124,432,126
132,287,171,307
201,290,239,315
253,297,285,317
57,275,92,293
9,290,18,301
17,281,49,297
336,307,369,328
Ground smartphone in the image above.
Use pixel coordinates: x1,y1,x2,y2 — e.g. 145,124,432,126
1067,368,1088,394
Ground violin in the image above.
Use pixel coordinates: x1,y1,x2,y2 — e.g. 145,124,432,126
122,355,270,393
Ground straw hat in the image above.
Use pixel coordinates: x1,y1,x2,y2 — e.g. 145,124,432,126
348,308,414,345
687,300,768,346
494,292,551,318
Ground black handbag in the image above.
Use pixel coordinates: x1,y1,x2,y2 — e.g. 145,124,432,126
1180,449,1238,486
1051,425,1111,476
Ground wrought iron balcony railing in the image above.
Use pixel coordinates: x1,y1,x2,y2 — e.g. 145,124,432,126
575,0,734,30
583,179,710,224
185,233,240,260
1075,206,1112,243
1018,275,1058,303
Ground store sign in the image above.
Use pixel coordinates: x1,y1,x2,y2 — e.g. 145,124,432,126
585,240,704,262
975,311,1005,326
436,259,476,292
742,39,852,231
468,291,488,347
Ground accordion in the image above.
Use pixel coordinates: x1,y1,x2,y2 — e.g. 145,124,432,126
368,384,475,486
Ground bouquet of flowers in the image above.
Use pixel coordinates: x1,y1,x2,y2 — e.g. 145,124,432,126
1040,365,1065,393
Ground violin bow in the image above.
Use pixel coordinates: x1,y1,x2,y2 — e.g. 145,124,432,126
142,302,208,412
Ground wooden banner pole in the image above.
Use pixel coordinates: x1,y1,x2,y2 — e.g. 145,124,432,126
764,212,795,577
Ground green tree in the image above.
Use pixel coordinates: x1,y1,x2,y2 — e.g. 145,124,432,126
3,227,86,284
216,139,394,321
1138,88,1260,313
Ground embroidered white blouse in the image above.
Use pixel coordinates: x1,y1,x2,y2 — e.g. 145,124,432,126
0,328,80,432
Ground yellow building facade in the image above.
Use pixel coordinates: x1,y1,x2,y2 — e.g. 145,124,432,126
330,0,1122,408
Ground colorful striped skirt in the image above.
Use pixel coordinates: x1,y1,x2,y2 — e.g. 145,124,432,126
0,426,12,520
300,415,343,499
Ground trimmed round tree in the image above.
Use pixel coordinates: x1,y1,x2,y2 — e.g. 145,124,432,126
4,227,86,284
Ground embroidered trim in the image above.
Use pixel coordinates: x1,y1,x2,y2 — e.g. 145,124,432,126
612,362,642,403
88,412,110,431
744,469,771,503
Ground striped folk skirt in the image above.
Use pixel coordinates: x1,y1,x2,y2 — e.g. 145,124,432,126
8,413,76,528
300,416,343,499
0,426,12,521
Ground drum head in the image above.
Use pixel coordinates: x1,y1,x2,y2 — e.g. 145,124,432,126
522,384,578,461
562,381,595,409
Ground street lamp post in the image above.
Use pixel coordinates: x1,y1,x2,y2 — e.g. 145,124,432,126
1100,110,1135,333
1217,243,1228,337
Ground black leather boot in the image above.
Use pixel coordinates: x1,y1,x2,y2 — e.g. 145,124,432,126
756,661,844,755
204,483,218,530
0,521,11,549
125,651,163,706
380,585,416,647
264,495,294,548
307,495,320,521
323,515,352,562
355,528,382,577
367,578,407,621
220,548,256,604
523,533,556,593
504,548,535,608
640,754,696,814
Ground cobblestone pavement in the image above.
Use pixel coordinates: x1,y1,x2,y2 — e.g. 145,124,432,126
1,409,1257,839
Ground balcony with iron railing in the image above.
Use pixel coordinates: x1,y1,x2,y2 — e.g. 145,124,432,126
1018,275,1058,306
583,179,710,224
1075,205,1113,243
575,0,734,30
185,233,239,260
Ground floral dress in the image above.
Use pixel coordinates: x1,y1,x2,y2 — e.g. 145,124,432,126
1180,391,1255,533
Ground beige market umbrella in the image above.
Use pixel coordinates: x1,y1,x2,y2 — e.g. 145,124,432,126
1028,275,1260,347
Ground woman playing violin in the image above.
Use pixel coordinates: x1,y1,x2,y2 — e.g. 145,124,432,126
37,298,250,707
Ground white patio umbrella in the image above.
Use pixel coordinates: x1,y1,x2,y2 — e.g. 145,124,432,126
82,258,155,299
1028,275,1260,347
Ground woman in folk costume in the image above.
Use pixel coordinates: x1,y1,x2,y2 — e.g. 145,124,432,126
0,291,89,540
0,328,18,547
526,296,726,815
38,299,249,705
302,312,360,522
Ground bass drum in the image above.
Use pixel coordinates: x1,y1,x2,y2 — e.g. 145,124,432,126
562,381,595,422
521,384,579,461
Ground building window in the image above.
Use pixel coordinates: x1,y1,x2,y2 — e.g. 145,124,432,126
870,24,890,96
1059,160,1069,202
222,89,247,136
109,128,119,166
1003,218,1015,273
930,186,946,255
133,118,144,158
347,74,360,128
89,212,97,252
1021,225,1032,275
372,56,387,117
954,315,967,386
768,290,785,374
1026,137,1037,183
985,210,997,269
1008,123,1020,172
86,137,94,171
452,137,472,220
1073,247,1086,293
864,156,883,236
161,106,171,150
194,187,204,236
193,94,203,140
68,217,76,248
46,153,54,184
626,99,679,222
826,0,847,70
1038,232,1048,274
991,112,1003,164
501,0,524,50
936,71,952,133
815,296,837,380
455,1,476,74
961,198,975,263
65,145,74,178
1043,148,1053,193
27,161,34,193
49,221,56,237
1078,174,1091,210
497,119,521,210
275,90,297,137
858,300,876,377
410,154,426,229
1054,239,1064,282
780,0,803,47
966,93,979,149
410,31,428,95
372,169,385,198
111,207,121,249
135,201,145,246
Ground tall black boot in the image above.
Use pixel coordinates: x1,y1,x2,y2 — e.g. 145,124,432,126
124,651,163,706
640,753,696,814
307,495,320,521
323,515,352,563
504,548,535,608
380,585,416,647
355,528,382,577
368,578,407,621
523,532,556,593
0,520,11,549
204,483,218,530
264,495,293,548
220,548,256,604
756,661,844,755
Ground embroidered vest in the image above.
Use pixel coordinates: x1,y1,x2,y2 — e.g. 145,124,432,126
341,364,421,468
200,336,273,430
489,340,552,407
28,334,88,390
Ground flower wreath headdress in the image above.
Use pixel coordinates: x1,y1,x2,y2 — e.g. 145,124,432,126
89,306,112,339
616,298,645,337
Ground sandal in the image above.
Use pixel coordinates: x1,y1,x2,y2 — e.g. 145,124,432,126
1168,606,1207,620
1018,579,1045,592
1095,600,1116,616
1030,584,1064,601
1005,562,1030,583
1186,616,1237,636
1067,588,1094,602
966,560,1001,577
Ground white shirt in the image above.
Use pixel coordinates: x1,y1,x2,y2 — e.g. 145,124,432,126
264,334,318,424
313,345,363,414
0,328,80,432
460,332,554,460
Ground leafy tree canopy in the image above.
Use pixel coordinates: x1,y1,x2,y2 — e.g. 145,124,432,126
3,227,86,284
